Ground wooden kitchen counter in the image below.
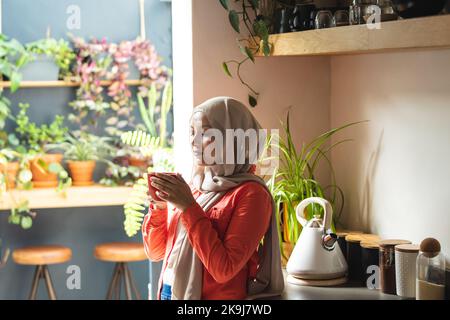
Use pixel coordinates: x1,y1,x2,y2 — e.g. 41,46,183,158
267,269,405,300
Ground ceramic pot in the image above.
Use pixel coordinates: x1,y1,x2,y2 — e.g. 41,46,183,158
30,153,63,188
0,161,20,189
67,160,96,186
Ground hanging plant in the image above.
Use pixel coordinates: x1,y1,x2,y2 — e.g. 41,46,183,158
219,0,275,107
0,35,29,129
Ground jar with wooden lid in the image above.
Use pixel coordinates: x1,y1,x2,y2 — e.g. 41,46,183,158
416,238,446,300
336,230,362,262
379,239,411,295
361,241,380,289
395,244,419,298
345,233,380,284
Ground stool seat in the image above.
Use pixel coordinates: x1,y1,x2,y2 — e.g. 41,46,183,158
13,245,72,265
94,242,146,262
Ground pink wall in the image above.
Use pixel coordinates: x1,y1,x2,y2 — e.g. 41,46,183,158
330,50,450,257
189,0,450,258
191,0,332,185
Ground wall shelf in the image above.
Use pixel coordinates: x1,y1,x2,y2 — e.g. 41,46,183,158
0,185,133,210
256,15,450,57
0,79,143,89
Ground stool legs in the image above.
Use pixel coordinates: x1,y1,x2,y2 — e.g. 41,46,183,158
28,265,57,300
106,262,141,300
29,266,43,300
43,266,57,300
124,263,141,300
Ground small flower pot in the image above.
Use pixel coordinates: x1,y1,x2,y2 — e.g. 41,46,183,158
67,160,96,186
0,161,20,189
19,54,59,81
128,155,151,169
30,153,63,188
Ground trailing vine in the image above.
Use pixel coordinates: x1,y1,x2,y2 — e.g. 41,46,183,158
219,0,274,107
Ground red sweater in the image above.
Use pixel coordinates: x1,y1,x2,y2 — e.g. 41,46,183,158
141,181,273,300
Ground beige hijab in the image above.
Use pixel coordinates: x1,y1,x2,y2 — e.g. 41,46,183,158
168,96,284,299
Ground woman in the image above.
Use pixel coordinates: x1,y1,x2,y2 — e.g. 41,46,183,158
142,96,284,300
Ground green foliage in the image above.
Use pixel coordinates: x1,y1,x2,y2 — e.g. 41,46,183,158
159,81,172,147
264,112,366,259
137,85,157,137
123,177,148,237
15,103,68,154
0,34,29,92
121,130,160,149
219,0,274,107
8,199,35,229
46,133,114,161
0,35,29,130
99,163,141,187
26,38,75,78
136,80,173,147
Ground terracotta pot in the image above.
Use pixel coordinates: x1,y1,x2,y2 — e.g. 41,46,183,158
30,153,63,188
67,160,96,186
128,156,150,169
0,161,20,189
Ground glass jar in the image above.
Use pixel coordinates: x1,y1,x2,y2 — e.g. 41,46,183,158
315,10,334,29
416,238,446,300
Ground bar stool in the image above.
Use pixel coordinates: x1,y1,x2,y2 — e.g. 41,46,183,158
13,245,72,300
94,242,146,300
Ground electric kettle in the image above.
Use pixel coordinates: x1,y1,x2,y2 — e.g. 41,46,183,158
286,197,347,282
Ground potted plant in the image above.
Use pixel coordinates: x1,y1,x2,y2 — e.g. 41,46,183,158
21,37,75,81
14,102,70,188
0,35,28,129
46,133,113,186
0,148,20,189
265,112,364,265
119,80,174,237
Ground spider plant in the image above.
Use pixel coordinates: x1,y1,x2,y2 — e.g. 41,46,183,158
265,111,365,261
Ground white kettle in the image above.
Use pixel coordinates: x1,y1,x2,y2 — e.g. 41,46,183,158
286,197,347,280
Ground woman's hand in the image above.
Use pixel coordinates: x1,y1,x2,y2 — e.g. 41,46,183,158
150,173,196,212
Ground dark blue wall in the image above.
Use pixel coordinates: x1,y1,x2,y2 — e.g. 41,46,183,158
0,0,170,299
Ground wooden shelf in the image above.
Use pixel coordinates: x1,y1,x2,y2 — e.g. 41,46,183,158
0,79,143,88
256,15,450,57
0,185,133,210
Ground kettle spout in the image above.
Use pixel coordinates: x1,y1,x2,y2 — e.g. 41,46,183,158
322,232,337,251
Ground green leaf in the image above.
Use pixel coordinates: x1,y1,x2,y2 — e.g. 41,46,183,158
263,40,271,56
248,94,257,107
240,46,255,63
48,162,63,173
8,133,19,146
21,216,33,229
10,71,22,93
222,62,232,77
219,0,229,10
228,10,240,33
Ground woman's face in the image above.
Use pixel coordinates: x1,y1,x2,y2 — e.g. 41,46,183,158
190,111,213,165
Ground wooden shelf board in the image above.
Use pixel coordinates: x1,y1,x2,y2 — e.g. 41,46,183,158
0,185,133,210
256,15,450,57
0,79,143,88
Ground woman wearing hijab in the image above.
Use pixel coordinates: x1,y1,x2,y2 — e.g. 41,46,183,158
142,96,284,300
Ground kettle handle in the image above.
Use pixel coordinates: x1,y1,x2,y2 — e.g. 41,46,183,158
295,197,333,230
